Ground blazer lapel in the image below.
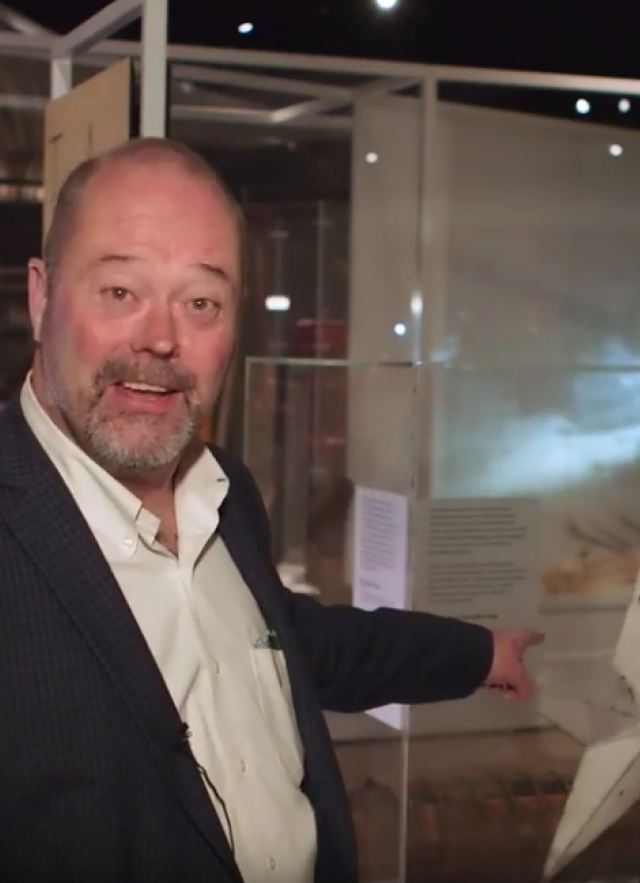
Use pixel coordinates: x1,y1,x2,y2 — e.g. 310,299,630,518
0,402,240,881
217,484,325,748
217,495,293,658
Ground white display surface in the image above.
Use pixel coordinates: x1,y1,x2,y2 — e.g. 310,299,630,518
352,486,409,730
410,497,544,735
420,497,541,628
544,568,640,879
353,491,545,734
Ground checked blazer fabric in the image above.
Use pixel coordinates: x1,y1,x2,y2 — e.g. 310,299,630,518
0,396,493,882
0,399,357,883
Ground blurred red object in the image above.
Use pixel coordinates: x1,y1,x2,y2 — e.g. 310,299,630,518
291,319,347,359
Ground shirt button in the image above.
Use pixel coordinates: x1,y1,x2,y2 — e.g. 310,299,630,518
238,759,246,774
268,858,276,872
123,538,135,551
213,661,220,676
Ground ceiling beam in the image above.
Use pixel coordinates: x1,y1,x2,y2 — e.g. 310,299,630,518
0,2,52,36
2,28,639,101
356,75,420,97
0,93,45,110
50,0,142,59
171,63,353,101
0,91,351,131
271,96,349,125
173,103,351,131
0,30,51,55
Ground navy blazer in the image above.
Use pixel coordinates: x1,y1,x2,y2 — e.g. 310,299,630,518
0,399,493,883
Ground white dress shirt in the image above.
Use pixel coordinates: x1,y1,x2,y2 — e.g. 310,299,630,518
20,377,317,883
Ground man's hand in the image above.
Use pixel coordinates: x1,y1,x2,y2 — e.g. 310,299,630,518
483,627,545,701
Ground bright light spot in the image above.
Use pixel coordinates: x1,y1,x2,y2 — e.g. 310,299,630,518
375,0,399,8
410,293,423,316
238,22,254,34
365,152,379,164
619,98,631,113
394,323,407,337
266,295,290,312
576,98,591,115
609,143,624,158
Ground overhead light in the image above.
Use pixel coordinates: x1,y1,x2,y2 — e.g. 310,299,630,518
609,143,624,158
394,323,407,337
365,152,379,164
375,0,399,8
238,22,254,34
619,98,631,114
266,294,290,312
576,98,591,115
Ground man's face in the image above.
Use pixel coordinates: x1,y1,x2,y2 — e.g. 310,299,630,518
28,160,241,478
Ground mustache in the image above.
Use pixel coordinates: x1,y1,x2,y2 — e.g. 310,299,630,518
94,359,196,394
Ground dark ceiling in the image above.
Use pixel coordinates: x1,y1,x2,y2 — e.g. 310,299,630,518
7,0,640,79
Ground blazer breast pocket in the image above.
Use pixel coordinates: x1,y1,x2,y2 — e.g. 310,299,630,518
249,647,304,786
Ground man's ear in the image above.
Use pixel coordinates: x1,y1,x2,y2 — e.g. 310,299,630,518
27,259,49,344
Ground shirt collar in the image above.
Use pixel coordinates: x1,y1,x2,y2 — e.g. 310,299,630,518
20,374,229,555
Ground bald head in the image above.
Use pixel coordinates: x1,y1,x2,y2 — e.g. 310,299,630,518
28,137,243,482
44,137,244,284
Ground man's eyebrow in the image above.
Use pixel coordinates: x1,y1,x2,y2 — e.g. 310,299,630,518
190,262,234,286
89,254,141,268
87,254,239,293
90,255,232,282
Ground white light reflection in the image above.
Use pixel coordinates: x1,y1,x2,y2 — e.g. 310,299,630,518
265,295,290,312
410,293,423,316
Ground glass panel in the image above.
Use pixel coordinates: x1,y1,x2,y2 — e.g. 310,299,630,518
401,78,640,883
244,358,419,883
226,66,426,882
171,65,356,452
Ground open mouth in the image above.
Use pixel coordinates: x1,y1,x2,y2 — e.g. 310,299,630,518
118,381,175,396
108,381,182,412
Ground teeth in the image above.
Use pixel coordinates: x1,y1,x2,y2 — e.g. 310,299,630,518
122,382,169,394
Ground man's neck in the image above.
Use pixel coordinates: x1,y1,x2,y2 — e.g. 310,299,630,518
121,442,203,554
123,478,179,554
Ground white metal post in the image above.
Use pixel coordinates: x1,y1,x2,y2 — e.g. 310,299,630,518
414,73,446,496
140,0,168,137
50,56,72,100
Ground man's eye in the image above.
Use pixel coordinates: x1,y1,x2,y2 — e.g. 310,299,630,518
190,297,219,313
101,287,131,301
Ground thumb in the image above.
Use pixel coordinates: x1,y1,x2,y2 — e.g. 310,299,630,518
510,663,534,700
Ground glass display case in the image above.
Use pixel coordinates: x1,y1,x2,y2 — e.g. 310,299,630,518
238,62,640,883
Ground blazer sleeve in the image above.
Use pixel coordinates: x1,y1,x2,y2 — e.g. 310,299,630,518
219,450,494,714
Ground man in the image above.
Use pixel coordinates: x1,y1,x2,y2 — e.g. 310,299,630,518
0,138,542,883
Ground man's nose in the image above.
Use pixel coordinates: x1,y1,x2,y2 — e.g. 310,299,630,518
131,305,179,358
